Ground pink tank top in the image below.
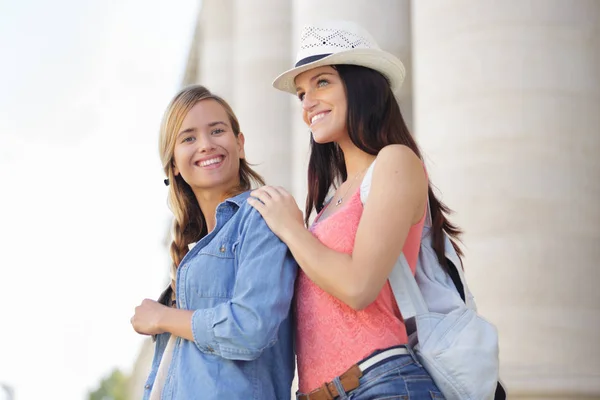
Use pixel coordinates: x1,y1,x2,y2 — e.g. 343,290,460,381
295,188,426,393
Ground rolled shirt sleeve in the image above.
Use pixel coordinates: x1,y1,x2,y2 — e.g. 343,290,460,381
191,207,297,360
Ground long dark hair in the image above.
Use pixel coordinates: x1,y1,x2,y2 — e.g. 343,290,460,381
305,65,462,265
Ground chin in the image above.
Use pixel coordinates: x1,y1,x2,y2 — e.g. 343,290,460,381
311,129,337,144
312,136,332,145
311,122,347,144
312,133,341,145
186,174,227,190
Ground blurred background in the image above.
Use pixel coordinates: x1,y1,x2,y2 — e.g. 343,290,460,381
1,0,599,399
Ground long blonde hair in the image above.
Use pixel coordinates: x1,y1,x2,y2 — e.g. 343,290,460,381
159,85,264,281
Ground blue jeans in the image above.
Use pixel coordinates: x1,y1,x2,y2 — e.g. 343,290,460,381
298,346,445,400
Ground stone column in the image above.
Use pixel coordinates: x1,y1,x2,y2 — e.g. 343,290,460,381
231,0,292,187
197,0,234,101
290,0,412,212
180,6,203,87
412,1,600,398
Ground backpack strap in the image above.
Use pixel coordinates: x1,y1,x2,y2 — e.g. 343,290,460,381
388,254,429,319
423,192,465,303
423,186,474,309
443,233,477,310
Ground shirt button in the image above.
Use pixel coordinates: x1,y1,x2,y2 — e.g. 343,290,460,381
219,245,226,253
144,384,151,389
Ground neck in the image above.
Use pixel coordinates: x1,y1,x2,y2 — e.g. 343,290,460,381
192,187,232,233
337,136,377,180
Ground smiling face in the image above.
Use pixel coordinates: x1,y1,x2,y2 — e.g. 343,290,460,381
295,66,348,144
172,99,245,194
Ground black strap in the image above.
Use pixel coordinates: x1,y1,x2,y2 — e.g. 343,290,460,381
494,381,507,400
446,258,466,303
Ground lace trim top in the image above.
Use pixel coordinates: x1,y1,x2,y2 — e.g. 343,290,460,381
295,188,425,393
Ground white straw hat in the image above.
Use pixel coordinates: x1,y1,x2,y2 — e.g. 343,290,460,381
273,20,405,95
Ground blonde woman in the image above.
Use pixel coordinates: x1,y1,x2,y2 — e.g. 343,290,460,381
131,85,297,400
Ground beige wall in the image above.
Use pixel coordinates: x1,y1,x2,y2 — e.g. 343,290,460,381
231,0,293,187
412,1,600,398
197,0,234,101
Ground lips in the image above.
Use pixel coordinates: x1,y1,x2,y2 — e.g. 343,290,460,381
195,155,224,167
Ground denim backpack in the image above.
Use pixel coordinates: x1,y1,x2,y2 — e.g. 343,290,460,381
360,160,505,400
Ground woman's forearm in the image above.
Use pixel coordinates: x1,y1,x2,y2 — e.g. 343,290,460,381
281,223,376,309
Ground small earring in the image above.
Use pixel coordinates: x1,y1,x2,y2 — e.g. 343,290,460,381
164,178,170,186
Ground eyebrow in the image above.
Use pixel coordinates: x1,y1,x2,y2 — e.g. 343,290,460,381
177,121,228,138
208,121,228,128
177,127,196,138
295,72,335,93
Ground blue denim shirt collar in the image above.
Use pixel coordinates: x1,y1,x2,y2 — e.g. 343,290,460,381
224,190,251,208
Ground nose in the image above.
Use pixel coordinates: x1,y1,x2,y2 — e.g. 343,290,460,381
196,132,217,153
302,90,318,112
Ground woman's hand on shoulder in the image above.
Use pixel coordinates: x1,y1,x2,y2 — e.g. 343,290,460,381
247,186,304,240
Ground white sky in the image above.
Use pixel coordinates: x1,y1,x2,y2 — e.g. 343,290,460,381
0,0,199,398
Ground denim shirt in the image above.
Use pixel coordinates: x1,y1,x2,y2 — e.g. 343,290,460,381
143,191,297,400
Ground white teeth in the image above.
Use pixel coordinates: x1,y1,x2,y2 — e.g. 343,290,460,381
199,157,223,167
311,112,327,124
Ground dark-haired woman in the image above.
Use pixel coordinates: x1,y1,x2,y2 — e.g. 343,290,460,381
249,20,459,399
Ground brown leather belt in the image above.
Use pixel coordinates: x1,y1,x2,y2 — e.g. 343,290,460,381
297,365,362,400
296,346,410,400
